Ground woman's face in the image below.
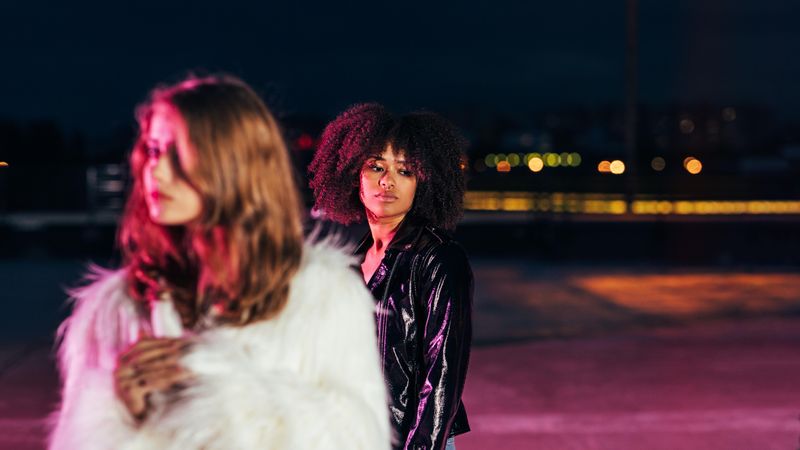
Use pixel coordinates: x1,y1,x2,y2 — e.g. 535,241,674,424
359,144,418,223
142,103,203,225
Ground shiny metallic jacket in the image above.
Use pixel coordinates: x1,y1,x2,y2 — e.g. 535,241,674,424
355,220,472,450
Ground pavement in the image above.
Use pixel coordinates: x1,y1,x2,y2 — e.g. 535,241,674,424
1,259,799,449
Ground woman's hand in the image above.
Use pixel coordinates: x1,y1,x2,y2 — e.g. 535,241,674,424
114,337,194,423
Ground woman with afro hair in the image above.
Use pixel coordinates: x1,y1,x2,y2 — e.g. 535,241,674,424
309,103,473,450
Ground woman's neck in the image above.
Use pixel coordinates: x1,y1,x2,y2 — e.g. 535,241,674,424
367,215,405,255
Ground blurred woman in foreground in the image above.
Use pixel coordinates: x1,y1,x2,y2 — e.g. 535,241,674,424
50,76,389,450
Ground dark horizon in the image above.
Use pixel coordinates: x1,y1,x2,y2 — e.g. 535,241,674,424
2,0,800,137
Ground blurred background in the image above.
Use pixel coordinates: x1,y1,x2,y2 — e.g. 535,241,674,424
1,1,799,449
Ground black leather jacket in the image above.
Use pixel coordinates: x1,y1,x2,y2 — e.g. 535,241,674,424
355,220,472,450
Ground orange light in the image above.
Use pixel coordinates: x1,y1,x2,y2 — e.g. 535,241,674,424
497,161,511,172
686,159,702,175
610,160,625,175
598,160,611,173
0,161,8,167
528,157,544,172
651,157,665,171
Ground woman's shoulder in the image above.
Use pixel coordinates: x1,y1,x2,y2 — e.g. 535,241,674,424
290,235,370,305
415,226,470,266
69,265,129,301
59,266,140,372
270,236,375,336
299,235,361,274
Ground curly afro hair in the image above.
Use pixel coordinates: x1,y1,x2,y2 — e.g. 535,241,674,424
309,103,467,230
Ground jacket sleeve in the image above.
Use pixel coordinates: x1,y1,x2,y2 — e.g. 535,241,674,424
405,243,473,450
49,269,143,450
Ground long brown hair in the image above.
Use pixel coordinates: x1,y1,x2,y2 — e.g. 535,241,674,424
119,75,303,327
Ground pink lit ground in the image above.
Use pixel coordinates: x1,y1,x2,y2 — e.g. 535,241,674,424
1,261,799,449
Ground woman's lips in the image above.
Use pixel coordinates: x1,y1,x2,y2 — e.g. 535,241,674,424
150,191,172,201
375,193,397,201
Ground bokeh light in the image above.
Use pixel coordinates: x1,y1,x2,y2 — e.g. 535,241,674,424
528,157,544,172
610,160,625,175
651,157,665,171
686,158,703,175
525,152,541,164
497,161,511,172
598,160,611,173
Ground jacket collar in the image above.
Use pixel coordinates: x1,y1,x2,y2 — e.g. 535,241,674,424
354,218,426,256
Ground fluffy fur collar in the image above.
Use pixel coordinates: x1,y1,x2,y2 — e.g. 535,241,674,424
50,237,390,450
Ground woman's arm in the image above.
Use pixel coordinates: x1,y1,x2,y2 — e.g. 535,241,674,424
405,242,473,450
139,243,391,450
49,269,143,450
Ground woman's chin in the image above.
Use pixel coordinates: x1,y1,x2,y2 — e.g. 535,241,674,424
149,212,188,226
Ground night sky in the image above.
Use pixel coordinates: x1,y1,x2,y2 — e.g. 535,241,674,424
2,0,799,136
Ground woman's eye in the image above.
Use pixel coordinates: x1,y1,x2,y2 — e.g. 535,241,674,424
399,170,413,177
369,164,383,172
146,145,161,159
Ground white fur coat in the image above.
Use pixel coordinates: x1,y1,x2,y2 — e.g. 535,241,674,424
49,239,390,450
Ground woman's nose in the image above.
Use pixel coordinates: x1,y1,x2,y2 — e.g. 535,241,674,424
379,171,395,189
149,154,172,183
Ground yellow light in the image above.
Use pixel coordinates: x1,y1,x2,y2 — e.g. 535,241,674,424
675,201,694,214
502,196,534,211
609,200,627,214
657,201,673,214
651,157,665,171
610,160,625,175
496,153,507,165
507,153,521,167
0,161,7,167
598,160,611,173
497,161,511,172
569,153,582,167
545,153,560,167
632,201,650,214
686,159,702,175
528,157,544,172
463,192,800,216
683,156,696,168
484,154,497,168
560,152,570,167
